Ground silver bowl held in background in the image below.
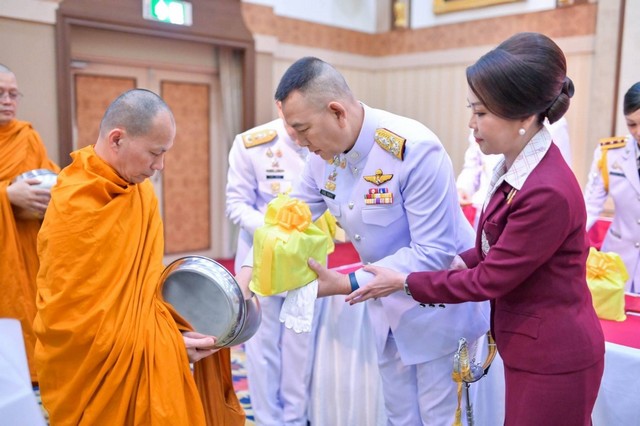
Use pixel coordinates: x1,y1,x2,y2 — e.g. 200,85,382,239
12,168,58,219
13,168,58,189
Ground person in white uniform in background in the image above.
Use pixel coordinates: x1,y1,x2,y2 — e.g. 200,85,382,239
225,105,321,426
237,56,490,426
457,116,571,228
583,81,640,294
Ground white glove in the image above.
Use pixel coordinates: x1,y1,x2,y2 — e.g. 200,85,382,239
279,280,318,333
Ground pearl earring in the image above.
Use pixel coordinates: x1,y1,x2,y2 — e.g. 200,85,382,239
518,128,526,136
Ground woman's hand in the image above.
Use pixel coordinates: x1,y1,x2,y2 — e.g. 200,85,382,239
183,331,219,363
345,264,407,305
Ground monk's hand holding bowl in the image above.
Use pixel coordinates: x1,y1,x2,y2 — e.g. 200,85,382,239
182,331,219,363
7,177,52,218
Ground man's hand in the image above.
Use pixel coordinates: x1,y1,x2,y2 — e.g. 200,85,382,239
345,264,407,305
306,258,351,297
183,331,219,363
7,178,51,217
234,266,254,300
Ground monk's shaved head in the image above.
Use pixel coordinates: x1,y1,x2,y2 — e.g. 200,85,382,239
0,64,13,74
94,89,175,184
99,89,174,138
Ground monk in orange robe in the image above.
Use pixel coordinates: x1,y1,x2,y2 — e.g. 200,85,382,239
34,89,244,425
0,64,59,383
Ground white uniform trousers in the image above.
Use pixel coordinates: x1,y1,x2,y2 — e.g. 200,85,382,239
244,293,323,426
379,331,468,426
308,296,387,426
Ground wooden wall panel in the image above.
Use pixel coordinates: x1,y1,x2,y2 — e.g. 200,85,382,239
161,81,211,254
564,52,594,184
242,2,596,56
74,75,135,149
273,49,591,182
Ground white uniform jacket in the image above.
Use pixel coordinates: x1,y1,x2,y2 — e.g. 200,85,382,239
292,104,490,365
226,118,308,273
584,135,640,292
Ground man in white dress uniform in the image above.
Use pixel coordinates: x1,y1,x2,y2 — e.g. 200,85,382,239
225,110,321,426
237,57,490,426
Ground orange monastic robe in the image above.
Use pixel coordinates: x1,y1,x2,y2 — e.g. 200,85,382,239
0,119,59,383
34,146,210,425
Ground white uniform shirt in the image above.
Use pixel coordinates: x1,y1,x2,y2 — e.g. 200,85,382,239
226,118,308,273
291,104,490,365
584,135,640,293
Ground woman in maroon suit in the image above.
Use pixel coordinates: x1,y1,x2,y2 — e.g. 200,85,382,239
343,32,605,425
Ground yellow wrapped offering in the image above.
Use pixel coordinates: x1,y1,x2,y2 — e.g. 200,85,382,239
250,194,334,296
314,209,338,240
586,247,628,322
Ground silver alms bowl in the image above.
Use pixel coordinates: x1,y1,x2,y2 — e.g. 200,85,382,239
160,256,261,348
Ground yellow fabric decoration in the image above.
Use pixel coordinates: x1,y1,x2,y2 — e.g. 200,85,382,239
597,136,626,193
597,148,610,194
451,373,464,426
451,340,470,426
314,210,338,243
315,210,347,243
251,194,333,296
586,247,628,321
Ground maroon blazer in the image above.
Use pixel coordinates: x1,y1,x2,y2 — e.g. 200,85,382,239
408,144,605,374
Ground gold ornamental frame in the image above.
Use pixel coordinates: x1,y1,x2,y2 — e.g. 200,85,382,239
433,0,523,15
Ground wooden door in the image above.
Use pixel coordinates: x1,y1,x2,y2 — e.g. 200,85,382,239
72,64,227,260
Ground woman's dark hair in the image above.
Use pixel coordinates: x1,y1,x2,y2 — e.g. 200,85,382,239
466,32,574,124
623,82,640,116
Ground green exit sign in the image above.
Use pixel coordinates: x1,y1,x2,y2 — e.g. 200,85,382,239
143,0,192,26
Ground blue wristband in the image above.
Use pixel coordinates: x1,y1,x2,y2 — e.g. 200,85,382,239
349,272,359,292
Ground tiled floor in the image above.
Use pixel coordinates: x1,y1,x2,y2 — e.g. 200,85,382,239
231,344,256,425
33,385,48,424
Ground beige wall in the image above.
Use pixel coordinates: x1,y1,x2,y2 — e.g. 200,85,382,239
244,2,603,187
0,17,58,164
1,1,634,209
616,0,640,135
257,37,595,184
70,26,219,73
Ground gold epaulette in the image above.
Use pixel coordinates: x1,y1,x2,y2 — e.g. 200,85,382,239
599,136,627,150
375,128,406,161
242,129,277,148
597,136,626,194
